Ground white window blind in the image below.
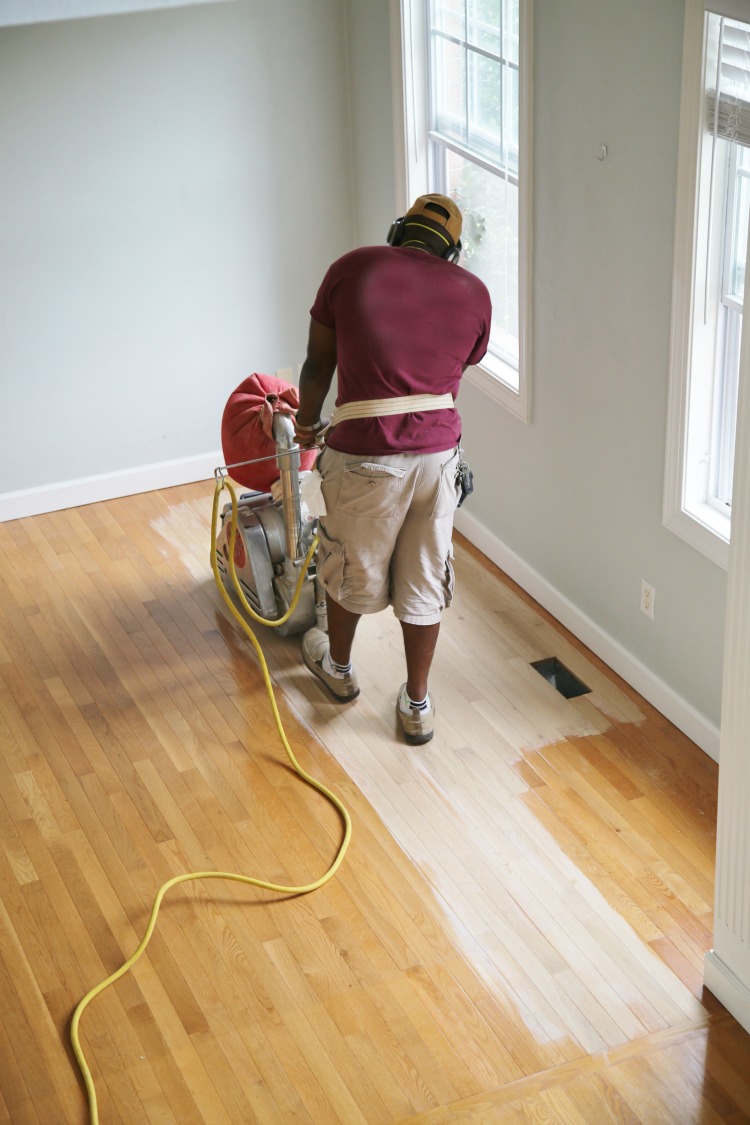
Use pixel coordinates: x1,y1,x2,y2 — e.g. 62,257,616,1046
707,17,750,145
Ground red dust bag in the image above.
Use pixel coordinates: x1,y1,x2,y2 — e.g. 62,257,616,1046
220,372,316,492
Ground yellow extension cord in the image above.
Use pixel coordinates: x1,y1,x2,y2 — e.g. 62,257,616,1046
70,474,352,1124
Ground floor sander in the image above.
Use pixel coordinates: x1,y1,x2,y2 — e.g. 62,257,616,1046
213,373,460,639
213,375,327,637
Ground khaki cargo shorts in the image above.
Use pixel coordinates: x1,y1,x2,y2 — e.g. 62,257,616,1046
315,446,461,626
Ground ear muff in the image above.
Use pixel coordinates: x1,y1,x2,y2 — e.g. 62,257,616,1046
387,215,462,262
443,239,462,264
387,216,406,246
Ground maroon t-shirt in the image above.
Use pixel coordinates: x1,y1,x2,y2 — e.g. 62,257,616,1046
310,245,492,455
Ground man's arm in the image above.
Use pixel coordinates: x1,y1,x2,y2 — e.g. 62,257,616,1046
294,318,337,447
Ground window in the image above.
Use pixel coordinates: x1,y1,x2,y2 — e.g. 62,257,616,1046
665,0,750,566
396,0,533,420
714,140,749,508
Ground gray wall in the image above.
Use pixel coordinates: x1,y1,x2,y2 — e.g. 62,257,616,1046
0,0,354,491
344,0,399,245
457,0,727,732
0,0,729,736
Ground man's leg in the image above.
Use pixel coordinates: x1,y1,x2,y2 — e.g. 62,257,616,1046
326,594,361,667
396,620,439,745
400,621,440,703
301,594,361,702
390,449,459,711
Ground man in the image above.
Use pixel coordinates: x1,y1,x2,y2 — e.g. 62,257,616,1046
293,194,491,745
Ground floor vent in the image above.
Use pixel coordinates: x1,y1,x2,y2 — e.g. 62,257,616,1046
531,657,591,699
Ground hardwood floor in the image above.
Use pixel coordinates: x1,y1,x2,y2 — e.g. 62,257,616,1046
0,479,748,1123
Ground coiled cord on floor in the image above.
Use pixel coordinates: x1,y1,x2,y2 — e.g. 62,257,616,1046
70,474,352,1124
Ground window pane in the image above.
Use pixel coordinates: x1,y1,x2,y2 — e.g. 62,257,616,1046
729,148,750,301
434,48,518,176
433,33,467,147
436,0,516,62
504,58,519,172
444,150,519,366
712,307,740,508
467,0,500,54
432,0,518,176
504,0,519,64
432,0,465,39
468,50,502,163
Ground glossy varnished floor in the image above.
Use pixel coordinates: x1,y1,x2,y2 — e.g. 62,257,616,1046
0,480,748,1123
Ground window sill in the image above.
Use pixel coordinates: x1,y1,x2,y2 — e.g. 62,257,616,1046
663,500,730,570
465,355,530,423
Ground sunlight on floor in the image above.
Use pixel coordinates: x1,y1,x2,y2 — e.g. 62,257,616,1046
150,492,703,1060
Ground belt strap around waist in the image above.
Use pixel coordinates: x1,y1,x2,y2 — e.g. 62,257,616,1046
328,393,454,428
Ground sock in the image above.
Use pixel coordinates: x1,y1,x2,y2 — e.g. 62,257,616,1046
402,686,430,711
322,650,352,678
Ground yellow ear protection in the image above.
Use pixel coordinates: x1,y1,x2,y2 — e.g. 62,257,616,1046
387,215,462,263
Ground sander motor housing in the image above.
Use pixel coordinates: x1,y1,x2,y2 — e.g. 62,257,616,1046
214,414,325,636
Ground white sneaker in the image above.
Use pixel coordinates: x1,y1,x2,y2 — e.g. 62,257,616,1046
302,628,359,702
396,684,434,745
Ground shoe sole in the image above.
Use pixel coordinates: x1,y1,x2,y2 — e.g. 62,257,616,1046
397,700,434,745
403,729,434,745
303,653,360,702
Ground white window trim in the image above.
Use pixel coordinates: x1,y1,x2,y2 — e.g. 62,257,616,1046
663,0,749,571
391,0,533,424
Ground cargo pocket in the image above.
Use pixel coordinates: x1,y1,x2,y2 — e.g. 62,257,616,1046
430,449,461,520
337,461,406,519
315,526,347,599
442,544,456,608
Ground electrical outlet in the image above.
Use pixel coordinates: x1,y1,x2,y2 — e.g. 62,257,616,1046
275,367,293,381
640,579,655,620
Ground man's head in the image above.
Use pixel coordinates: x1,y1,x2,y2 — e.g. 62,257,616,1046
387,194,463,261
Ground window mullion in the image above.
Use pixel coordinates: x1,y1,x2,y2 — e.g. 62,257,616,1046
427,131,519,185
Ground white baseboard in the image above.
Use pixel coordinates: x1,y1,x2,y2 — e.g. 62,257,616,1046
0,451,223,523
455,507,721,762
704,951,750,1034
